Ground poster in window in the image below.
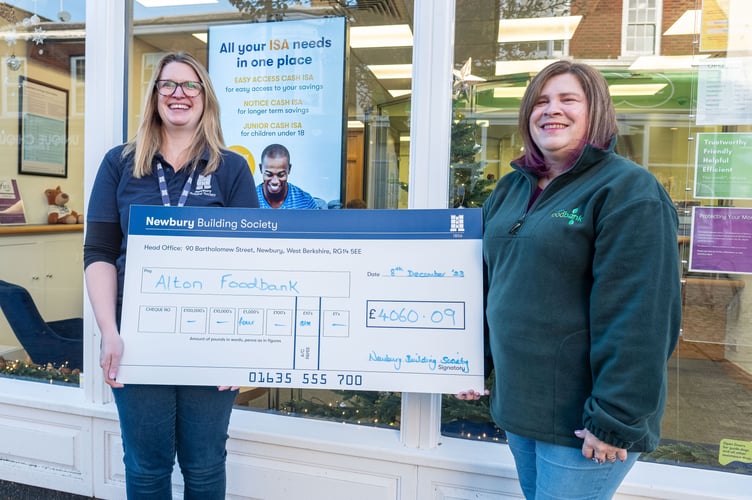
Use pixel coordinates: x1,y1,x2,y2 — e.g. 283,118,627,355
208,17,346,208
694,132,752,198
689,206,752,274
0,178,26,224
700,0,729,52
696,57,752,126
17,77,69,177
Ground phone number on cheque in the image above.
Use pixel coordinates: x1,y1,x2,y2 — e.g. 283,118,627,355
248,371,363,387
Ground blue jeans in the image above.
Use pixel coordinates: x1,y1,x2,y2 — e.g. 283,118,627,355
113,384,237,500
506,432,640,500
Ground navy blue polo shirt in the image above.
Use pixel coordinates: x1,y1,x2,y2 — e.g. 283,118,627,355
87,144,259,303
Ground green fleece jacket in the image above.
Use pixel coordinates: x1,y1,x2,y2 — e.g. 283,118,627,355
482,139,681,452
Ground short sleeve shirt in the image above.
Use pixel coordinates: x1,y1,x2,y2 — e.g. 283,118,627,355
256,182,319,209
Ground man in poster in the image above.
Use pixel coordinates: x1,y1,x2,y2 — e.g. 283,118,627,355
256,143,319,209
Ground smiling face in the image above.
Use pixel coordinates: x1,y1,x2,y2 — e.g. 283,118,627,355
261,155,291,205
156,61,204,132
529,72,589,171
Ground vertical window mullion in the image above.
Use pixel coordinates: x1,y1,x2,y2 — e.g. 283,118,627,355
401,0,455,449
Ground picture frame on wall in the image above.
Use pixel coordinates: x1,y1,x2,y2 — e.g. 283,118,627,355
17,76,69,178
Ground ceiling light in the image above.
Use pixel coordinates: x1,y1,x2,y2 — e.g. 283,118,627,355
664,10,701,36
192,32,207,43
492,83,669,99
495,59,559,76
388,89,411,97
498,16,582,43
137,0,218,7
350,24,413,48
367,64,412,79
347,120,364,129
629,55,710,71
609,83,668,96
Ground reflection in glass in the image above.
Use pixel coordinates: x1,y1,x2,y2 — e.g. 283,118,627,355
0,2,85,386
127,0,415,428
442,0,752,477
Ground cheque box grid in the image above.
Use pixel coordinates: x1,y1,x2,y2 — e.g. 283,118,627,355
136,302,351,337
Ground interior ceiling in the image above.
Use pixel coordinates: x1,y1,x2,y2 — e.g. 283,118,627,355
5,0,502,80
3,0,500,121
132,0,500,115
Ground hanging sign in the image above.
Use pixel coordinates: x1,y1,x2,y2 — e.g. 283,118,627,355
694,132,752,199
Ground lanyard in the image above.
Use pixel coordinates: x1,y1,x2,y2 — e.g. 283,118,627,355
156,161,194,207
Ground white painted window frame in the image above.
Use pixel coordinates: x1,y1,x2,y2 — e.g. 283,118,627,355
621,0,663,57
44,1,748,498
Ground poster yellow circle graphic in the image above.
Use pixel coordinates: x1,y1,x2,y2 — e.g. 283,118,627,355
229,145,256,175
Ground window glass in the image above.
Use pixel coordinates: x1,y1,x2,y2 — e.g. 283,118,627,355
625,0,659,55
442,0,752,477
0,1,85,386
127,0,413,427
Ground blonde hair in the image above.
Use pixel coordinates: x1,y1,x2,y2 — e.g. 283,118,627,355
516,60,618,173
124,51,225,178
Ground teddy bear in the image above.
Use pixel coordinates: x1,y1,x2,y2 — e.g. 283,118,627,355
44,186,83,224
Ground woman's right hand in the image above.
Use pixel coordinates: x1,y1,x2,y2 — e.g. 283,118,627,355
454,388,489,400
100,332,125,388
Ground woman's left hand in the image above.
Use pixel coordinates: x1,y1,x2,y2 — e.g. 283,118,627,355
454,388,490,400
574,428,627,464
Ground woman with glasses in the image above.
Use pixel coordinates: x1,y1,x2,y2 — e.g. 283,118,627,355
84,51,258,499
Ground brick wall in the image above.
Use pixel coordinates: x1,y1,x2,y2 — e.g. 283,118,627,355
570,0,623,59
570,0,697,58
661,0,696,55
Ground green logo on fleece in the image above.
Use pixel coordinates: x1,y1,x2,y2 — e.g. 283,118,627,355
551,207,583,225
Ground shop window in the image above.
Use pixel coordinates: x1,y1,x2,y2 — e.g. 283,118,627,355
440,0,752,478
127,0,414,428
0,2,85,386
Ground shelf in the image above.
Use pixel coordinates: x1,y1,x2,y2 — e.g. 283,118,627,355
0,225,83,236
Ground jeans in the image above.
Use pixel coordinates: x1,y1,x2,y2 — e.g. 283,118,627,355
505,432,640,500
113,384,237,500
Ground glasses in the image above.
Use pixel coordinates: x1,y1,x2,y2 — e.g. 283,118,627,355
155,80,203,97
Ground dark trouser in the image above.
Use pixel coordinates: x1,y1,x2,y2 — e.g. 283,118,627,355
113,384,237,500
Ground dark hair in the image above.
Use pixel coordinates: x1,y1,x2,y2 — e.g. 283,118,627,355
345,198,367,209
516,60,618,173
260,143,291,169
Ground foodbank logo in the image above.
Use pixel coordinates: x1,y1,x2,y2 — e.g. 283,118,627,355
551,207,583,225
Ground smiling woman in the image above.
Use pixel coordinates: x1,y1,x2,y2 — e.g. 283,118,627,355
85,50,260,498
442,0,752,492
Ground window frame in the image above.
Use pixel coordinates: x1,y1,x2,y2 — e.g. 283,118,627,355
621,0,663,56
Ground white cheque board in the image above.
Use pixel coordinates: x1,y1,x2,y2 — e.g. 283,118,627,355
119,206,485,393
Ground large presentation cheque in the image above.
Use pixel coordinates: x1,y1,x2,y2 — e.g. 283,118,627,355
119,206,485,393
